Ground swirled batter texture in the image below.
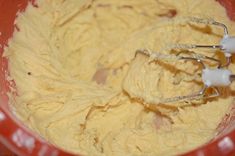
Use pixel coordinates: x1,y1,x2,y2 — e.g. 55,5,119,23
4,0,235,155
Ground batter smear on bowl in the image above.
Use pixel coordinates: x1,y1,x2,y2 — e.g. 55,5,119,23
3,0,235,155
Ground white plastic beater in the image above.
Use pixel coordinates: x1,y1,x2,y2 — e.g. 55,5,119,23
135,49,235,103
169,17,235,66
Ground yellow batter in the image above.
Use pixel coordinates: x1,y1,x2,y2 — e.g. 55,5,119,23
4,0,235,155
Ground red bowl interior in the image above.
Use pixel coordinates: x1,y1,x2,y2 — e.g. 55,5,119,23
0,0,235,156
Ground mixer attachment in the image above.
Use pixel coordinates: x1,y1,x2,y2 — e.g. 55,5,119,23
135,49,234,104
167,17,235,67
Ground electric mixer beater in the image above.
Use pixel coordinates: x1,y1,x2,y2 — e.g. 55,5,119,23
134,17,235,104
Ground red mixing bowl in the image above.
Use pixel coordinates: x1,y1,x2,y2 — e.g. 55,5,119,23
0,0,235,156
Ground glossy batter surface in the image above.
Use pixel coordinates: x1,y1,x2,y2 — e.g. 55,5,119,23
4,0,235,155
